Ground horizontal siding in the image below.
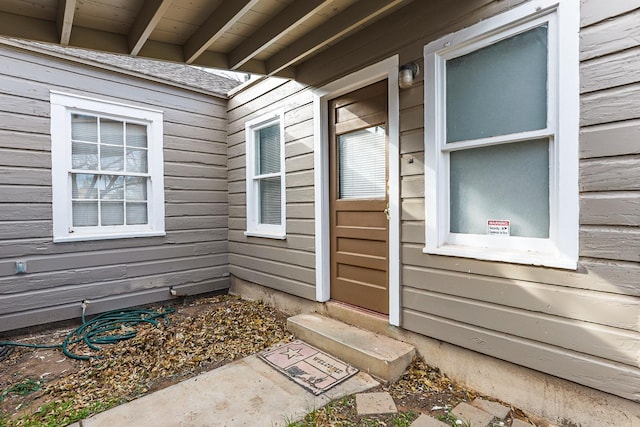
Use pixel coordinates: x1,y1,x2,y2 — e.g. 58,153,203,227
579,8,640,61
387,2,640,403
580,120,640,158
403,286,638,367
581,47,640,94
227,79,316,299
227,1,640,402
580,0,640,26
581,84,640,126
0,278,230,332
402,265,640,332
580,192,640,226
229,265,315,300
580,156,640,191
401,309,640,400
580,226,640,262
0,45,229,332
0,49,226,117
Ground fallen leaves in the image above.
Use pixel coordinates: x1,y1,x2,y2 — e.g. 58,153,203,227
385,356,465,399
2,294,294,426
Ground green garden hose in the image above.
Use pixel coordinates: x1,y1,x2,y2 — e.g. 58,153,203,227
0,307,175,361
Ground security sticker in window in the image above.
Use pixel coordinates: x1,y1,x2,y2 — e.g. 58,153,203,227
487,220,510,236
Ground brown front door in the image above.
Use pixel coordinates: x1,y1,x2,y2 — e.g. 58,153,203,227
329,80,389,314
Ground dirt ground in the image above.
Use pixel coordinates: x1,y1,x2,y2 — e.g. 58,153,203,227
0,294,540,426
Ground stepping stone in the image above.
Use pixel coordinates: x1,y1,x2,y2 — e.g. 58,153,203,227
452,401,495,427
410,414,450,427
356,392,397,415
512,420,534,427
473,398,511,419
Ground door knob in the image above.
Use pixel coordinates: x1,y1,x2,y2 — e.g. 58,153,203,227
384,205,390,220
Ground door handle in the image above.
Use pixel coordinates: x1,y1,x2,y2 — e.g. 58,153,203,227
383,205,390,220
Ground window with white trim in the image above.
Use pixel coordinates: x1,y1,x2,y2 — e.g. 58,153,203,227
245,111,286,239
50,92,165,242
423,0,579,269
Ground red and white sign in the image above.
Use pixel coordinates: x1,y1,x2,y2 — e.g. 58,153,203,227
487,219,510,236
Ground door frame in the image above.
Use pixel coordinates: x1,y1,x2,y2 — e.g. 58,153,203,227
312,56,401,326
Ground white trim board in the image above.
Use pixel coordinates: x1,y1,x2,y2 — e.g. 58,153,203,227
312,56,401,326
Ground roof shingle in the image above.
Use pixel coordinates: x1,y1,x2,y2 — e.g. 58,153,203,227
1,38,242,96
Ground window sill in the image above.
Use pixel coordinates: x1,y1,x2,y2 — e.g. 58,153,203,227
422,244,577,270
244,231,286,240
54,230,166,243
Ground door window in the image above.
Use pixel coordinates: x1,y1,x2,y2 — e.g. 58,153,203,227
338,125,386,199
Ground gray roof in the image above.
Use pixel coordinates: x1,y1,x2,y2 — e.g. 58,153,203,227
1,38,242,96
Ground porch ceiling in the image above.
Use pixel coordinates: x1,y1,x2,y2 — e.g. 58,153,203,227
0,0,412,77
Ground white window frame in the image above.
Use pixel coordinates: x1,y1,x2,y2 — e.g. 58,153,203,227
50,91,165,242
244,110,286,239
423,0,579,269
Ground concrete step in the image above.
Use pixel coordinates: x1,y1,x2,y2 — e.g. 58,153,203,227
287,313,415,382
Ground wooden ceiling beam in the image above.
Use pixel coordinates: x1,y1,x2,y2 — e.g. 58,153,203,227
56,0,76,45
183,0,260,65
128,0,173,56
228,0,330,70
265,0,410,75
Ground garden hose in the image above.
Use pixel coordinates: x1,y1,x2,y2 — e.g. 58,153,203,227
0,307,175,362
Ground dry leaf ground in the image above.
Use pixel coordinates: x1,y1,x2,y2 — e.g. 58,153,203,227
0,294,293,426
0,294,538,427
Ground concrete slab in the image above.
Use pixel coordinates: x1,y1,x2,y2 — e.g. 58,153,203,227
452,402,495,427
355,392,397,415
287,314,415,382
410,414,451,427
82,355,379,427
473,398,511,419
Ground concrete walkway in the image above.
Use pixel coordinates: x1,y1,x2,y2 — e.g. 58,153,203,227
73,354,378,427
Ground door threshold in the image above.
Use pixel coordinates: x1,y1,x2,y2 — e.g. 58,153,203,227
322,300,394,336
328,301,388,319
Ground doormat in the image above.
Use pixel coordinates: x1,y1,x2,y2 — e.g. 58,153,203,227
259,340,359,395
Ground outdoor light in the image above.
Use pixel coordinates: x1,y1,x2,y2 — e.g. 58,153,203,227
399,62,419,88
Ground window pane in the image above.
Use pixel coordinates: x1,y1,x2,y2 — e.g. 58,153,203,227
256,124,280,175
338,126,386,199
100,145,125,171
126,202,148,225
449,138,550,238
126,176,147,201
446,25,548,142
126,148,148,173
72,142,98,170
100,175,124,200
126,123,147,148
100,118,124,146
72,201,98,226
72,114,98,142
101,202,124,226
72,174,98,199
259,177,281,225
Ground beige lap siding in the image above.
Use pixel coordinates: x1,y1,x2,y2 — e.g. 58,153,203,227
0,46,230,332
227,79,316,300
